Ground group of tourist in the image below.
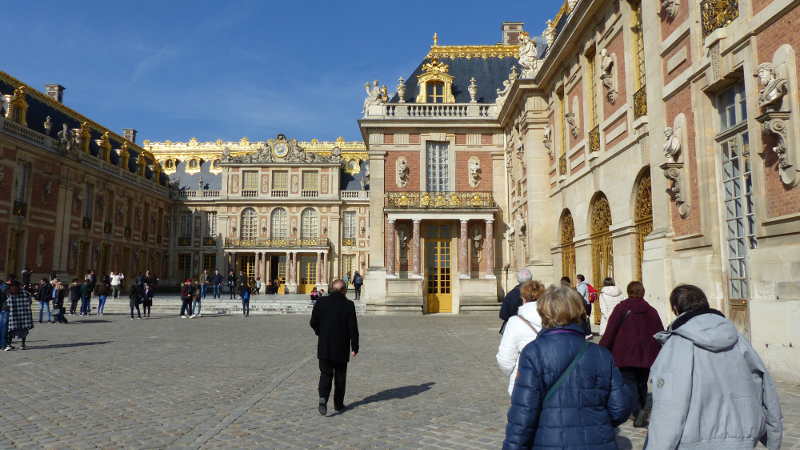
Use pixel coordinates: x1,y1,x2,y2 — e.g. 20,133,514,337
497,269,783,449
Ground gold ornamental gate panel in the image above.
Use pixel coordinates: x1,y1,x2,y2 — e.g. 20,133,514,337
590,194,613,325
634,170,653,281
424,223,453,313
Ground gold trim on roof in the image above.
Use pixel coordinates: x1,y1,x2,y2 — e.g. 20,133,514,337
426,44,519,60
145,136,367,160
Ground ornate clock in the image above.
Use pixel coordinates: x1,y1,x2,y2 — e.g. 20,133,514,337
273,142,289,158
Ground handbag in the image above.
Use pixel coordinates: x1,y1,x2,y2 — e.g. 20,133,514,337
543,341,591,402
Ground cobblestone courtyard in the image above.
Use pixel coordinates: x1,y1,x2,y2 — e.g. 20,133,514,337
1,314,797,449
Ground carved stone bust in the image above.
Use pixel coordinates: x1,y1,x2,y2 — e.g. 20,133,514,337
468,158,481,187
663,126,681,163
396,158,410,188
756,63,789,112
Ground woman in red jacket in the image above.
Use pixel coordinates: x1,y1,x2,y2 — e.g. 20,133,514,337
598,281,664,427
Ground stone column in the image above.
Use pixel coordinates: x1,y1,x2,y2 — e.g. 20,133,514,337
459,219,469,279
316,251,322,285
386,219,396,278
321,251,327,283
255,252,262,282
287,252,294,284
485,219,496,279
411,219,421,278
265,253,271,283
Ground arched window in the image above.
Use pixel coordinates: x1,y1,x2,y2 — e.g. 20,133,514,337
270,208,288,239
300,208,319,239
240,208,258,240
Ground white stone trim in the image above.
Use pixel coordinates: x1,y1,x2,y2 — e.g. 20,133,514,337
386,212,494,222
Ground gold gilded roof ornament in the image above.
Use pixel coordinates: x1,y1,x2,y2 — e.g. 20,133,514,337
433,32,438,46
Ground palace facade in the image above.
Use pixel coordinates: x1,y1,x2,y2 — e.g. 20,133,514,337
0,72,171,281
361,0,800,379
144,136,370,293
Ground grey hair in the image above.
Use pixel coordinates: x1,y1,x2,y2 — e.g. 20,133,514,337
517,269,532,283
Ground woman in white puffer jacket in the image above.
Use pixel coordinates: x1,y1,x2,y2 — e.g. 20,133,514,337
496,280,545,396
599,277,625,335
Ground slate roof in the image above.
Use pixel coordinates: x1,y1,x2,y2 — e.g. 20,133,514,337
0,72,168,185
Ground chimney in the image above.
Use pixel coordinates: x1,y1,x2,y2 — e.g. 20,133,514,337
501,22,524,45
123,128,138,144
45,84,65,103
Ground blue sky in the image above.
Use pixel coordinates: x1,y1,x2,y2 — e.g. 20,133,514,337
6,0,561,142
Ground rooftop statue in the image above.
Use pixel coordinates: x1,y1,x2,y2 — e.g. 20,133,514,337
362,80,386,116
518,32,541,78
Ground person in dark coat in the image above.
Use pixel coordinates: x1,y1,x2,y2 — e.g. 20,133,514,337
504,285,630,449
68,279,81,315
129,283,143,320
79,279,92,316
499,269,532,334
35,278,53,323
599,281,664,426
52,281,68,324
227,271,237,299
309,279,359,415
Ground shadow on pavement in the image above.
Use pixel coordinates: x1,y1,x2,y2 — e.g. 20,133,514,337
341,382,436,413
27,341,112,350
73,319,112,324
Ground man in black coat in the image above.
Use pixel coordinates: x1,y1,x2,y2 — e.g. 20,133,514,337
499,268,532,334
309,279,359,415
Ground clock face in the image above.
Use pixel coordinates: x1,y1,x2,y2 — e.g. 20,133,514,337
273,142,289,158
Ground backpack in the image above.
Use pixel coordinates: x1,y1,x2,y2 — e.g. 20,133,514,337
587,284,599,303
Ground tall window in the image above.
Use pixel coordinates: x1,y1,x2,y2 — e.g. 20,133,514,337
631,0,646,90
427,81,445,103
179,213,192,240
302,171,319,197
84,184,95,219
178,254,192,280
425,141,449,192
717,83,756,300
13,162,30,204
270,208,288,239
558,91,567,156
272,170,288,196
300,208,319,239
242,171,258,196
202,254,216,272
205,212,217,237
343,211,356,239
586,47,599,128
240,208,258,240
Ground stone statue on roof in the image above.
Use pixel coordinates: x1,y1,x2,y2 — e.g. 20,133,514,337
518,32,541,78
362,80,386,116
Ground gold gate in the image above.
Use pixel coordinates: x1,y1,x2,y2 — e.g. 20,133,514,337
560,211,576,284
299,254,317,294
634,170,653,281
424,223,452,313
590,194,613,325
240,254,255,287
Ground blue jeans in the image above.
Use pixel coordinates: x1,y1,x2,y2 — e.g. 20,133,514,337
38,301,51,322
97,296,107,314
213,284,221,299
200,284,207,299
192,299,201,316
80,295,91,315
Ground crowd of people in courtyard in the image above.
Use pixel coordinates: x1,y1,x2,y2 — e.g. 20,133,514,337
497,269,783,449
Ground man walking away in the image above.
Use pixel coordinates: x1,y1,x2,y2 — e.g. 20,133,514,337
240,283,251,318
142,283,154,318
52,281,68,324
575,274,594,339
68,279,81,315
36,278,53,323
499,269,532,334
180,280,193,318
129,283,143,320
79,279,92,316
199,269,209,300
352,271,363,301
310,280,359,415
211,270,222,299
227,271,236,300
6,280,34,351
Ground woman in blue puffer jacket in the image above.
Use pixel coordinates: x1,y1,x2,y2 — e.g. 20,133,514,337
504,285,631,449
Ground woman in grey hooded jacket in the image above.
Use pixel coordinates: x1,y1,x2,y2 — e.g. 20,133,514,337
646,285,782,449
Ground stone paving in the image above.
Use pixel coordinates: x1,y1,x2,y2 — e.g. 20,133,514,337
0,313,797,449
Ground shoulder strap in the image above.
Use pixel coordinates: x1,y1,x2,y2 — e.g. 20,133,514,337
517,316,540,335
544,342,591,402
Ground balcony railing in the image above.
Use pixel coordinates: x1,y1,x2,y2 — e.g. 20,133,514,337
271,190,288,198
589,126,601,153
342,237,356,247
385,191,494,209
559,155,567,176
701,0,739,36
12,201,27,217
177,237,192,246
341,190,369,201
241,190,258,198
177,189,221,199
203,237,217,246
301,190,319,198
377,103,494,119
633,86,648,119
225,237,328,248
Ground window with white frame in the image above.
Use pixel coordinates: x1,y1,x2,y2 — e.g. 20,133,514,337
205,212,217,237
425,141,449,192
343,211,356,239
84,184,94,219
180,213,192,239
717,82,756,300
242,171,258,192
300,208,319,239
240,208,258,240
13,162,30,204
270,208,288,239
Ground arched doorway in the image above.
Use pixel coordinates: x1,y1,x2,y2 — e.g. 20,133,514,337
590,193,613,325
559,210,576,284
634,168,653,281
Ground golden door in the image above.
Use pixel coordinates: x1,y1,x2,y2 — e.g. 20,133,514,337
299,255,317,294
241,254,256,287
425,238,452,313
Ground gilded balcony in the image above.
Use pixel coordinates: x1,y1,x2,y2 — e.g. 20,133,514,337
385,191,494,209
203,237,217,246
701,0,739,36
225,238,328,249
341,237,356,247
633,86,648,119
589,126,601,153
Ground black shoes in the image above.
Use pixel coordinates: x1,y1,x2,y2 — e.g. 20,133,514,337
318,398,327,416
334,404,346,413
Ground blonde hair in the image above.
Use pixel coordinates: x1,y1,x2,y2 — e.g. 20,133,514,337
537,285,586,328
519,280,545,303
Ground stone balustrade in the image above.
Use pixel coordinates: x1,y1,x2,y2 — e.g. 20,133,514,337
225,237,329,249
370,103,495,119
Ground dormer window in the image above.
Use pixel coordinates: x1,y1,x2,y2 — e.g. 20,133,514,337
427,81,446,103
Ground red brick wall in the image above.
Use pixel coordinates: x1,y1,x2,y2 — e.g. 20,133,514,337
385,151,421,192
757,4,800,217
384,133,394,145
603,30,627,119
26,227,55,273
481,134,493,145
30,165,59,211
666,87,701,236
455,151,493,191
663,35,692,85
455,134,466,145
409,134,420,145
752,0,774,15
0,222,7,272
